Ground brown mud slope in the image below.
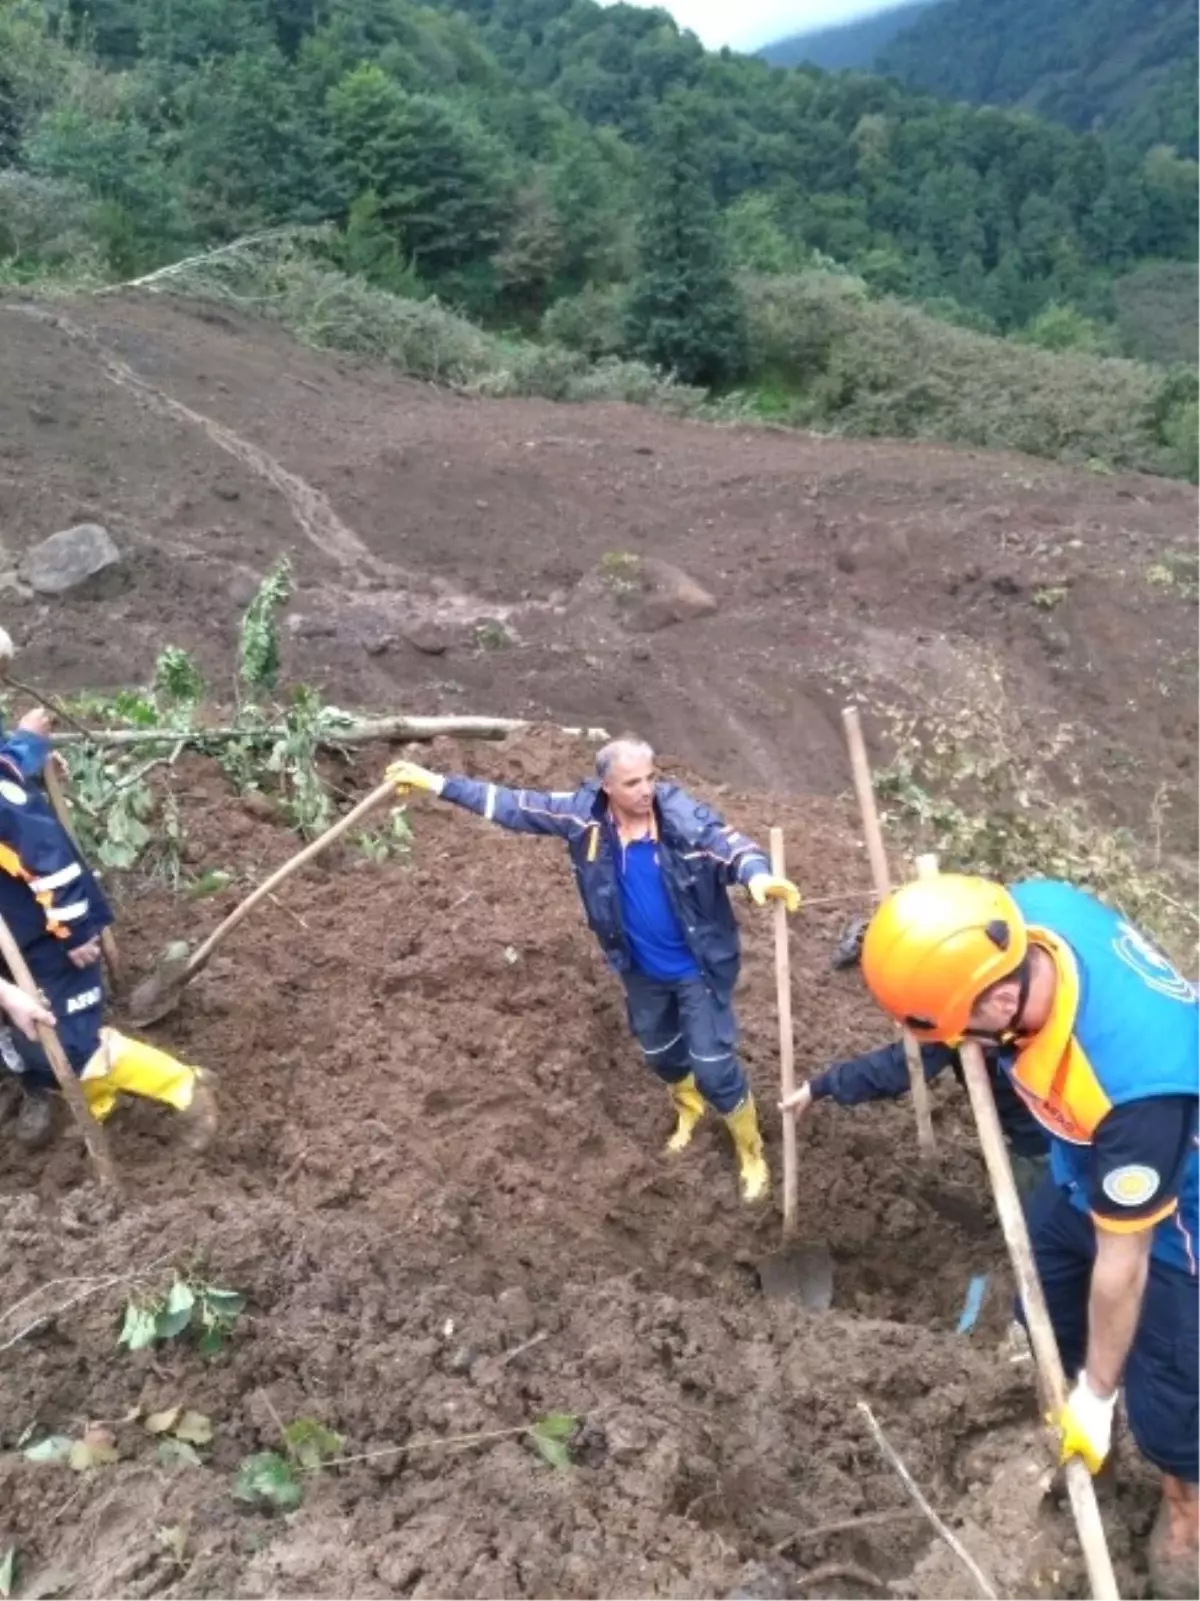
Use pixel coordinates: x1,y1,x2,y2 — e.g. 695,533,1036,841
0,735,1165,1600
0,291,1194,1598
0,293,1196,850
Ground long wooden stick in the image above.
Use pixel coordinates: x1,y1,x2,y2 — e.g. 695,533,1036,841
857,1401,998,1599
770,827,798,1240
52,713,611,751
43,764,121,993
841,707,936,1157
176,778,398,988
912,854,1119,1600
0,916,121,1195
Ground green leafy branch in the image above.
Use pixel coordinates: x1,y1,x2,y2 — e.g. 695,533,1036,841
235,1410,582,1514
119,1273,245,1357
47,558,411,875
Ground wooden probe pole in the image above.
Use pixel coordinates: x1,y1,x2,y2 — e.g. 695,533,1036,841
841,706,936,1157
912,853,1118,1601
43,763,122,993
770,827,798,1239
0,914,121,1196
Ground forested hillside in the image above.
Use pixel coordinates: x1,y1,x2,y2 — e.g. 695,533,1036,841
1,0,1195,330
877,0,1198,159
760,0,936,72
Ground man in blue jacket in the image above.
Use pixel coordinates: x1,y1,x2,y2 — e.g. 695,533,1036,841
0,709,216,1151
387,737,801,1203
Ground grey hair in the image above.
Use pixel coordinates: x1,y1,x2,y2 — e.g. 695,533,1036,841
595,736,655,781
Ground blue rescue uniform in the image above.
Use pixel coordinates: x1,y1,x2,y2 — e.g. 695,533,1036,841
1005,880,1198,1481
439,773,770,1113
0,732,113,1087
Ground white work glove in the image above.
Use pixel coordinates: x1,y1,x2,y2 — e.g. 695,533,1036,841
1054,1372,1118,1473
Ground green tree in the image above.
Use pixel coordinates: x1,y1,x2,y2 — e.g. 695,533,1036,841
625,102,747,387
172,48,327,234
325,64,510,275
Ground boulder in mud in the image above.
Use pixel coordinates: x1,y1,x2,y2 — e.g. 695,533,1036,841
634,557,717,631
22,522,125,598
592,553,717,633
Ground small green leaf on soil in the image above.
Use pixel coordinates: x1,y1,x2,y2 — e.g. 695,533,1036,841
0,1546,16,1599
186,870,233,899
68,1427,119,1472
144,1406,182,1435
529,1432,571,1470
282,1419,343,1470
532,1412,578,1441
157,1439,202,1471
166,1279,196,1316
173,1411,213,1446
119,1304,158,1351
234,1452,303,1512
156,1525,188,1563
202,1289,246,1316
23,1435,73,1465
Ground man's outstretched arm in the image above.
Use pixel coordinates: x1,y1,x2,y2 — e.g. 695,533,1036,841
387,759,593,840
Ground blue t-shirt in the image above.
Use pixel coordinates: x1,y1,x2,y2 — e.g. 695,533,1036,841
615,836,700,982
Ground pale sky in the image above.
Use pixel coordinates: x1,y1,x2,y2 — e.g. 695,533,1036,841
606,1,902,52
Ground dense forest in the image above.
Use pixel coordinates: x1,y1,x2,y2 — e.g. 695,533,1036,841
876,0,1198,160
1,0,1195,326
760,1,936,74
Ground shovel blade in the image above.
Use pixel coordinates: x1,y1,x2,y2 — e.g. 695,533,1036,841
758,1242,834,1310
126,945,191,1028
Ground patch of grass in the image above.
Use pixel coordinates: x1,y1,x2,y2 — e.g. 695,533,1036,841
599,550,641,597
874,696,1196,969
741,271,1188,476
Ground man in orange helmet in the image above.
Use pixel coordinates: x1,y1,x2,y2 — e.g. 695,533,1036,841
848,874,1197,1598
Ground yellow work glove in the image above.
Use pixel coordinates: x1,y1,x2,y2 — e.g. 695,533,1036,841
1053,1373,1117,1474
747,873,802,914
386,758,445,797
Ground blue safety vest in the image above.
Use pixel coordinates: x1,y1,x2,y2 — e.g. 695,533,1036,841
1001,881,1198,1275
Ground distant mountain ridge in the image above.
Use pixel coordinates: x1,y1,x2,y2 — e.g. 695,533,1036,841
876,0,1197,157
759,1,938,73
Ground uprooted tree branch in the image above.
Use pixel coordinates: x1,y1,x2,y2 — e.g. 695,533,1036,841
1,558,604,885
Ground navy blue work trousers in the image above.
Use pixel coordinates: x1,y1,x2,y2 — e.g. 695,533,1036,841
621,970,748,1115
1023,1178,1198,1482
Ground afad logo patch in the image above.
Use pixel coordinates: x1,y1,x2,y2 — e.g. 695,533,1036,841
1102,1164,1160,1208
1112,922,1197,1004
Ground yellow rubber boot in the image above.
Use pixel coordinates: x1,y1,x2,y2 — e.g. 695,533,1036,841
724,1095,770,1203
665,1073,706,1154
81,1029,216,1148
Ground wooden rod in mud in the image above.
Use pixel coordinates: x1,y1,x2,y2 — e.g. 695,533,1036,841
0,916,122,1198
770,827,798,1238
840,706,937,1157
913,854,1120,1601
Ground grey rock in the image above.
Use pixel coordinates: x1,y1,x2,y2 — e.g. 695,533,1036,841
22,523,124,598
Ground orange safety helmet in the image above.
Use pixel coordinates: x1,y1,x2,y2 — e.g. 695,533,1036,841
860,874,1028,1044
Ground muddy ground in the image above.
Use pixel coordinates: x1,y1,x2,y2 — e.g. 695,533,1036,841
0,293,1195,1599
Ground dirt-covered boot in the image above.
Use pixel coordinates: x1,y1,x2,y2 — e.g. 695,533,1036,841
665,1073,705,1154
14,1090,55,1150
1149,1474,1199,1601
724,1095,769,1203
177,1067,219,1154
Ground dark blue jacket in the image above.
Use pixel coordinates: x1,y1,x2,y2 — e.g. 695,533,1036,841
810,1041,1048,1157
441,774,770,997
0,731,113,979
